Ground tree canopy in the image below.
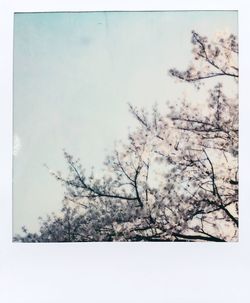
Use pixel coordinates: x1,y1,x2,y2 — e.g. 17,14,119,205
14,31,238,242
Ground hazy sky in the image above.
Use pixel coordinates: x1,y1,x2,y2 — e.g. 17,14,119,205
13,11,237,234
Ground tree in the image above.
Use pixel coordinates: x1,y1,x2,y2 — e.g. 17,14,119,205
14,31,238,242
169,30,238,84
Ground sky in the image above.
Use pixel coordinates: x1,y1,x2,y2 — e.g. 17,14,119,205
13,11,237,234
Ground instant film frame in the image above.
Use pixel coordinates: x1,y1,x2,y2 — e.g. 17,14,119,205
0,0,249,302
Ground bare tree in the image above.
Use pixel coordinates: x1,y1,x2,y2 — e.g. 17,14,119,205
14,31,238,242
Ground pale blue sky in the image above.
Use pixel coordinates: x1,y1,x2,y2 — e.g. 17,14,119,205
13,11,237,234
